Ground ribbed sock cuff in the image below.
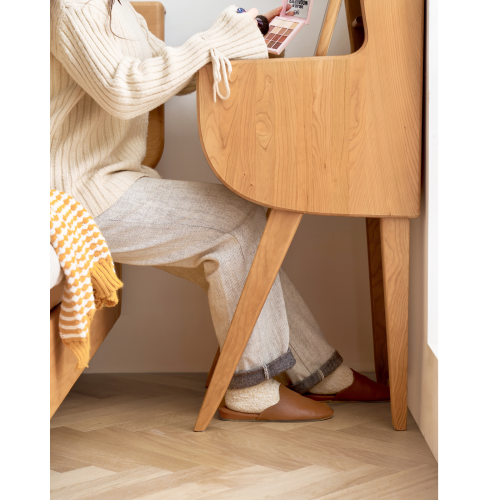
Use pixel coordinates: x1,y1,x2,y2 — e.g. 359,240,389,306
289,351,344,395
228,348,296,389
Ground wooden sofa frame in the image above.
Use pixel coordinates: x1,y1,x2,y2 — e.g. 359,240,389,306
50,2,166,418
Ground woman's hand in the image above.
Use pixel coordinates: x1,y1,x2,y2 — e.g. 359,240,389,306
246,4,295,24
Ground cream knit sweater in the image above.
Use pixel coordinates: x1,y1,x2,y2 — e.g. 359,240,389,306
50,0,268,217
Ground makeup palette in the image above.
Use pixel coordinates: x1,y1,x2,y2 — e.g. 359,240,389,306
265,0,314,55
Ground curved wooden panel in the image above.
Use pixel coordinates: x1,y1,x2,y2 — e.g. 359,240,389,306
143,104,164,169
197,0,424,217
131,2,165,169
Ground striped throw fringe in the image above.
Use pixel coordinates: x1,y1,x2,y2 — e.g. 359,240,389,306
50,190,123,369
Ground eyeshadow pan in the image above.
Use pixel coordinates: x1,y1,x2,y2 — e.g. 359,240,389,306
267,1,314,53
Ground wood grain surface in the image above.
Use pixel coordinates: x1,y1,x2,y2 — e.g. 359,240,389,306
51,373,438,498
380,218,410,430
315,0,343,57
197,0,424,218
131,2,165,169
50,266,122,418
194,210,303,432
142,104,164,169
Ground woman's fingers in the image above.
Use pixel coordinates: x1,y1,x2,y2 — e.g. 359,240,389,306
247,4,294,25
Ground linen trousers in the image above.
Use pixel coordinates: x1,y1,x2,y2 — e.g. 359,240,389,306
95,177,343,393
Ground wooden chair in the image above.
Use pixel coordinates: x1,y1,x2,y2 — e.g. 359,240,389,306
50,1,166,418
195,0,424,432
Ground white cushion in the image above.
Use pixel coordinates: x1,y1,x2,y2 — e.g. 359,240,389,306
50,244,64,289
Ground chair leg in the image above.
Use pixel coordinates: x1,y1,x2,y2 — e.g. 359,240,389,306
366,218,389,385
205,347,220,388
380,217,410,431
194,209,303,432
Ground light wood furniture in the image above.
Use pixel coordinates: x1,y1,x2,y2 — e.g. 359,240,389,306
196,0,424,431
50,373,438,499
50,1,166,418
135,2,166,170
50,267,122,418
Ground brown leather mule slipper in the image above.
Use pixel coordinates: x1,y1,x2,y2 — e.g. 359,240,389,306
219,385,334,422
304,370,390,403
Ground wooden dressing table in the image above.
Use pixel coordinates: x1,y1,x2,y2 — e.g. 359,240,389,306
196,0,424,432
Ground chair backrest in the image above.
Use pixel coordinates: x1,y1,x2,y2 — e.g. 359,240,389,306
197,0,424,218
131,1,165,169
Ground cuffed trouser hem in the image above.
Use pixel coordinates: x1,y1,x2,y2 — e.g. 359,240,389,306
228,348,296,389
289,351,343,394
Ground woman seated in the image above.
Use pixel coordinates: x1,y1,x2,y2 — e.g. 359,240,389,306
50,0,389,422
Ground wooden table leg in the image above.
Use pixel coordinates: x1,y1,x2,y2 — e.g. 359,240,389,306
366,218,389,385
380,217,410,431
194,209,303,432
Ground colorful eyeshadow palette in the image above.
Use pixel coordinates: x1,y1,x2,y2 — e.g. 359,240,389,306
266,0,314,55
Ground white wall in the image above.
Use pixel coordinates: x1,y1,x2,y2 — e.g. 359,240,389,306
408,191,438,461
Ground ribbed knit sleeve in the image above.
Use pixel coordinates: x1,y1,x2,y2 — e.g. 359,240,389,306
51,1,268,120
132,10,196,97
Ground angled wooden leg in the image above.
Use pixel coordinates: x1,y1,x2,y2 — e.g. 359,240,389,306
194,209,303,432
366,218,389,385
205,347,220,388
380,218,410,431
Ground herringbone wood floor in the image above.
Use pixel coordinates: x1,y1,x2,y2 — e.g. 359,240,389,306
50,373,438,499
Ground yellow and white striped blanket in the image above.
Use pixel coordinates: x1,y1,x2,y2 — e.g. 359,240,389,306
50,190,123,369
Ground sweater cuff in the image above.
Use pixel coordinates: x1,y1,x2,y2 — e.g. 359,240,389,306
202,5,268,61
